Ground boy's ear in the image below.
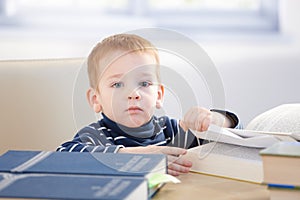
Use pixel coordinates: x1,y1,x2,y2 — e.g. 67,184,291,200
86,88,102,113
156,84,164,109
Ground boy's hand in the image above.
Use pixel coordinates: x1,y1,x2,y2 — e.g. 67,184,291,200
119,145,192,176
180,107,232,132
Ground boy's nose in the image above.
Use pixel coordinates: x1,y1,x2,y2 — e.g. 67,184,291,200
128,90,141,100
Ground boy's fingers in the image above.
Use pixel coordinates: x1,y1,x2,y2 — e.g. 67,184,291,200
167,155,193,167
168,169,180,176
201,116,211,131
167,159,191,174
160,146,187,156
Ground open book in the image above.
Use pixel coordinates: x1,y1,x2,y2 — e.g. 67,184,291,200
192,104,300,148
246,104,300,137
192,125,299,148
184,104,300,183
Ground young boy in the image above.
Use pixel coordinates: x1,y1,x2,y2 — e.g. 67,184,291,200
57,34,240,176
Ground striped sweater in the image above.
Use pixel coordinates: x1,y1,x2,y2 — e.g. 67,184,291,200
57,111,241,153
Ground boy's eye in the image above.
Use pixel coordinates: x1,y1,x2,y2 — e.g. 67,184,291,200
111,82,124,88
139,81,152,87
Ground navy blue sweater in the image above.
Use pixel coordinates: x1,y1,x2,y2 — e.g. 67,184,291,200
57,111,241,153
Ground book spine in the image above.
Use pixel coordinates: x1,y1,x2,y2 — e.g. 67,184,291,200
11,151,52,173
267,183,300,190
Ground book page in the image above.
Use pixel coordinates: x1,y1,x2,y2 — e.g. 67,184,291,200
246,104,300,136
185,142,263,183
188,142,262,161
228,128,299,141
191,125,281,148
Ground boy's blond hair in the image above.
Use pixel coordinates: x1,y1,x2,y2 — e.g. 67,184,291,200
87,34,160,89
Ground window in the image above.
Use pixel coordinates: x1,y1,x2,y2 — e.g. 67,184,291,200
0,0,279,38
145,0,279,34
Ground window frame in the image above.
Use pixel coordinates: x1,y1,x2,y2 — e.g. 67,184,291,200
0,0,279,35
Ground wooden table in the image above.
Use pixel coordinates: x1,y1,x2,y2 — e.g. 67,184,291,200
153,172,270,200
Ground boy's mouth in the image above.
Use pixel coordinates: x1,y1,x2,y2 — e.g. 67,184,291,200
127,106,143,113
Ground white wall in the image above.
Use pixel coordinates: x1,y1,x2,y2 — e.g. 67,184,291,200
204,0,300,124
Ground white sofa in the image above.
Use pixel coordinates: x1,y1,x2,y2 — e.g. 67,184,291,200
0,58,88,154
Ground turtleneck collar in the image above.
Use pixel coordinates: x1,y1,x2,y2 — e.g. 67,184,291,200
101,113,156,138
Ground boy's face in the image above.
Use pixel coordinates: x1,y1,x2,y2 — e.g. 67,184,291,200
96,52,164,128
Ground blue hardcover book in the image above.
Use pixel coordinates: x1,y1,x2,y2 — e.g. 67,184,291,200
0,173,148,200
0,150,167,177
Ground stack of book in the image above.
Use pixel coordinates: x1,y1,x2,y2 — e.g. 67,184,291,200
260,142,300,200
0,150,175,200
184,141,264,183
185,122,300,184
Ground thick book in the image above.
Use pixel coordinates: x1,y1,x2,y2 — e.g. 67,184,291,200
183,142,263,183
0,172,149,200
260,141,300,186
0,151,172,199
0,150,167,178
